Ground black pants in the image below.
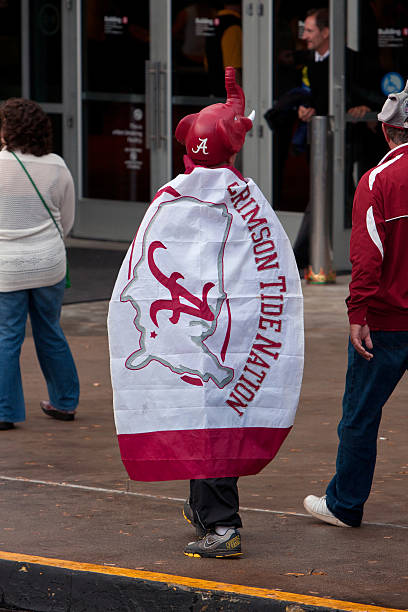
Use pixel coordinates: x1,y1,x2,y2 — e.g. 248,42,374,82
189,477,242,531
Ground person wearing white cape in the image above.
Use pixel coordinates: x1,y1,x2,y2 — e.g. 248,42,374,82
108,67,304,557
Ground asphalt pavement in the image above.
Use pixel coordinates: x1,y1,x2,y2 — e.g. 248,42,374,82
0,271,407,612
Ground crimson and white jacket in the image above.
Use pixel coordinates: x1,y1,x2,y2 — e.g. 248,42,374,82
347,142,408,330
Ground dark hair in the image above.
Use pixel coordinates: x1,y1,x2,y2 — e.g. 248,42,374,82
306,8,329,31
0,98,52,156
385,124,408,144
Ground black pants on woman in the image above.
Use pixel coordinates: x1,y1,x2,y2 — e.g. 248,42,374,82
189,477,242,531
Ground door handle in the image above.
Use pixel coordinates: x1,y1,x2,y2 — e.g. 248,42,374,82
145,60,161,150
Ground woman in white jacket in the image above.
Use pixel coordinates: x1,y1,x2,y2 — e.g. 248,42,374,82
0,98,79,430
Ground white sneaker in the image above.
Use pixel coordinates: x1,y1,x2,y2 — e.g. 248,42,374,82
303,495,351,527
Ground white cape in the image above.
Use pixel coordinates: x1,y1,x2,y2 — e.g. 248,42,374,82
108,165,304,481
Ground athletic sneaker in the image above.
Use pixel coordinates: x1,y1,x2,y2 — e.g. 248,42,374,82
182,499,206,538
184,528,242,558
303,495,351,527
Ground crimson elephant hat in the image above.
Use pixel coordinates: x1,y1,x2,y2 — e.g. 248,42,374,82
378,80,408,129
175,67,255,166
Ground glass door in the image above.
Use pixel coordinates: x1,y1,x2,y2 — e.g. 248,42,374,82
76,0,244,242
0,1,22,100
76,0,151,240
171,1,242,177
331,0,408,270
268,1,328,246
21,0,65,158
19,0,78,187
82,1,149,202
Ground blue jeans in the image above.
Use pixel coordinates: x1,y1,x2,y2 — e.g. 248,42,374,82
326,332,408,526
0,279,79,423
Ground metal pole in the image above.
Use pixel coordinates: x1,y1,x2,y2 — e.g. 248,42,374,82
306,116,336,284
330,0,348,270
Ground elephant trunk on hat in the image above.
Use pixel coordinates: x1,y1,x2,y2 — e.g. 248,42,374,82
175,66,255,167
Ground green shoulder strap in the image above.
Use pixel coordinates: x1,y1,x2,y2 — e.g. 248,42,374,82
11,150,71,288
10,150,63,240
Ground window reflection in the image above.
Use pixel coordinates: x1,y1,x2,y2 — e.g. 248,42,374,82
171,2,243,176
49,114,62,157
83,101,149,203
344,0,408,226
270,0,408,236
82,1,150,203
270,1,321,214
30,0,62,103
172,2,242,97
0,0,21,99
83,0,149,94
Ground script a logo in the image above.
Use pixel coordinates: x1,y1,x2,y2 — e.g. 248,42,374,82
191,137,209,155
148,241,215,326
121,197,234,389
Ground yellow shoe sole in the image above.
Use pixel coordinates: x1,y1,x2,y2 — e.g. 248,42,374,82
184,551,242,558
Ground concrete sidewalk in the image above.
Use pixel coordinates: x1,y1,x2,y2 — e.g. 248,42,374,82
0,276,407,611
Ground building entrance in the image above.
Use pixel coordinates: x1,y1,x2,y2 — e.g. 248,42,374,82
4,1,407,264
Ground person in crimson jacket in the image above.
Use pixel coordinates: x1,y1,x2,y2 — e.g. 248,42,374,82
302,80,408,528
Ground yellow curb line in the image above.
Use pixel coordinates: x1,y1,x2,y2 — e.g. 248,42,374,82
0,550,404,612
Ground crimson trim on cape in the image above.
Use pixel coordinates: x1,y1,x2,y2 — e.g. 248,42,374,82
118,427,291,481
